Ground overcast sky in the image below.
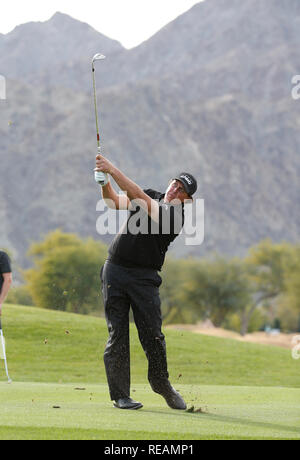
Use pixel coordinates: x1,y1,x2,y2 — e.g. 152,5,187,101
0,0,203,48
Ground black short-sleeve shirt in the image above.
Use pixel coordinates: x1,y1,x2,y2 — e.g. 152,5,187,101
0,251,12,292
108,189,184,271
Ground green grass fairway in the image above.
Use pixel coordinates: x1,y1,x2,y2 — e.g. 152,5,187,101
0,383,299,440
0,305,299,440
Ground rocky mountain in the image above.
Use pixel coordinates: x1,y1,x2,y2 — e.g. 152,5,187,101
2,0,299,94
0,12,124,83
0,0,299,268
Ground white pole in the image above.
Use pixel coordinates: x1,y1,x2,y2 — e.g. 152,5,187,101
0,328,12,383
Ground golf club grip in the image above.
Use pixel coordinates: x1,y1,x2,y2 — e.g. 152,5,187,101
95,171,109,186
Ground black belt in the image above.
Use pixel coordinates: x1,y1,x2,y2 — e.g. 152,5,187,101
107,254,142,269
107,254,160,271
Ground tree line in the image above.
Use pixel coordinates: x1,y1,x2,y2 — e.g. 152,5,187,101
5,230,300,335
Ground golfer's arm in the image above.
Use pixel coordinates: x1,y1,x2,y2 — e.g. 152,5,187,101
0,273,12,305
101,181,130,210
110,167,159,221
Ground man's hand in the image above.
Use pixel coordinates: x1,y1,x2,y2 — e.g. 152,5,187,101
96,157,159,221
0,303,2,317
94,155,116,176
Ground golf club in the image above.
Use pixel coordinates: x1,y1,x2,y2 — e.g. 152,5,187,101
92,53,109,186
0,319,12,384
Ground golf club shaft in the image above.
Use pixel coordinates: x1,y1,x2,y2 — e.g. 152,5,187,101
92,62,108,186
92,66,101,150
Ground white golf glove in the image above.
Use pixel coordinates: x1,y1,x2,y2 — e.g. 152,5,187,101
94,171,109,186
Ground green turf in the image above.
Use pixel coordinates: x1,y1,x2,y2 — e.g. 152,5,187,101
0,382,299,440
0,304,299,440
2,304,299,387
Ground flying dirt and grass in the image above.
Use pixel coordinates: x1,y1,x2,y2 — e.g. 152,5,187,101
0,304,299,440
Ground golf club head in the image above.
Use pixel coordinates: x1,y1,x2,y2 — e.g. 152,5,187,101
92,53,106,64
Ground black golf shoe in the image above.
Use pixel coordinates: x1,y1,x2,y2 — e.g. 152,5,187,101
113,397,143,410
158,384,187,410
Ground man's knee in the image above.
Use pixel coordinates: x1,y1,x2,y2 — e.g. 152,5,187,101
105,323,129,350
139,328,165,350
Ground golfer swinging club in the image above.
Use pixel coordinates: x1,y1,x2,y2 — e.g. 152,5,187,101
95,154,197,410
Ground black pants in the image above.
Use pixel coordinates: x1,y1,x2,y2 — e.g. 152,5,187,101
100,260,169,401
